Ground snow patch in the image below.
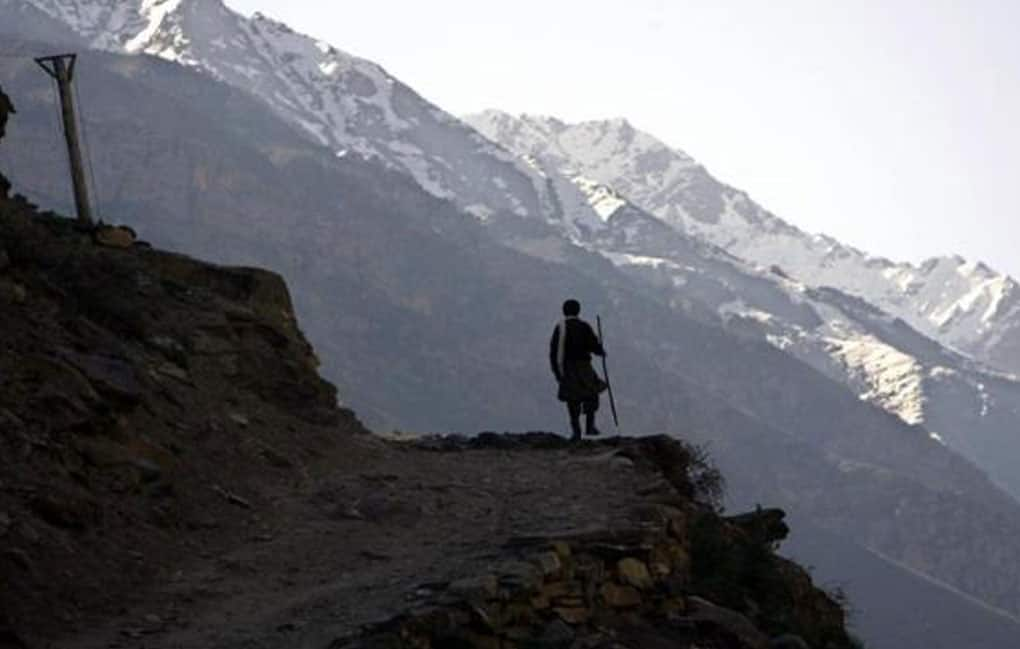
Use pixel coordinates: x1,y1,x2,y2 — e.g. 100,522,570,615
125,0,181,52
828,334,926,426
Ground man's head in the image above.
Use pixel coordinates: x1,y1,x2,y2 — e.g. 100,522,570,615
0,85,14,141
0,86,13,114
562,299,581,317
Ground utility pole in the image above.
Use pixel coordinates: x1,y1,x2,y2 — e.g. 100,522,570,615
35,53,93,226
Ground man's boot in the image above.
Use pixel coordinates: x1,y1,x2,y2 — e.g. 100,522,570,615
569,416,583,441
585,412,601,437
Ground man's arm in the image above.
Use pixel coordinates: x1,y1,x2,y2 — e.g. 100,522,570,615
585,322,606,357
0,89,14,114
549,326,562,381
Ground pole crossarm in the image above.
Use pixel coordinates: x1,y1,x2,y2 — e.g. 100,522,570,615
34,53,78,79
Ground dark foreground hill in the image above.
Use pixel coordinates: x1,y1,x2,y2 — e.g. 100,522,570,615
0,184,861,648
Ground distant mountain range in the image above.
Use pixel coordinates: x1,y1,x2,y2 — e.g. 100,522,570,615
464,112,1020,502
466,112,1020,377
4,2,1020,647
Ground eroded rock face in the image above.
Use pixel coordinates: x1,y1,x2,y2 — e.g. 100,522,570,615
0,196,365,641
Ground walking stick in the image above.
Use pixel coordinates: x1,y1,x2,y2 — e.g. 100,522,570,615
596,315,620,429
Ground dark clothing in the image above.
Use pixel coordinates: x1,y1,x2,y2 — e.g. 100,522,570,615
557,360,606,405
549,317,605,382
0,86,14,140
0,86,12,198
550,316,607,439
568,402,600,439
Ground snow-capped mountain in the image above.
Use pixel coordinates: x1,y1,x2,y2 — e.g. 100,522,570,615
21,0,612,233
465,111,1020,378
563,172,1020,499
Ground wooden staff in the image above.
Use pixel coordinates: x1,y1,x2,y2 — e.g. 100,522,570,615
597,315,620,428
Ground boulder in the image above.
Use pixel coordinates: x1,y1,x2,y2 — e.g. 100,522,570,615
58,350,144,404
496,560,543,592
536,551,562,578
551,540,572,560
93,226,137,249
600,582,642,609
727,508,789,546
617,557,653,590
688,596,769,649
553,607,590,625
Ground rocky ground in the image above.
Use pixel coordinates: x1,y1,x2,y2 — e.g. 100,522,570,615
0,176,857,649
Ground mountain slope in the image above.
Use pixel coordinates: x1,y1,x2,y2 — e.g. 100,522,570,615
0,0,84,44
465,110,1020,377
468,110,1020,501
20,0,613,236
784,516,1020,649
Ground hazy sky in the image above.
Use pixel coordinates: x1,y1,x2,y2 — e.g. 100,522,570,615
226,0,1020,277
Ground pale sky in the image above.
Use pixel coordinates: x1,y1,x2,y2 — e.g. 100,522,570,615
226,0,1020,277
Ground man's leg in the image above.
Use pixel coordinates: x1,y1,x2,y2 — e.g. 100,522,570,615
583,398,600,436
567,401,583,441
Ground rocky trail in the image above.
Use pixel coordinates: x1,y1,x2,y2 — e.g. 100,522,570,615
61,435,678,649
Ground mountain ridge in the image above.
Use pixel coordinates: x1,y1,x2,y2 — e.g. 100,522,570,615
21,0,589,229
465,110,1020,378
466,109,1020,501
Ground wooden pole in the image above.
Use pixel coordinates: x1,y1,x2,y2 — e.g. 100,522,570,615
597,315,620,429
35,54,93,226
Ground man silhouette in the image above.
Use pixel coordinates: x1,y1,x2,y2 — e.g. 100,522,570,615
549,299,607,441
0,84,14,140
0,84,13,198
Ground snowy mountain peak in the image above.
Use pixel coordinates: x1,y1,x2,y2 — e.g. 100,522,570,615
469,111,1020,376
468,110,699,170
25,0,576,223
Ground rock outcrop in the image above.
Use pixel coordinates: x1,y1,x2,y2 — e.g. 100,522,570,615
0,190,365,644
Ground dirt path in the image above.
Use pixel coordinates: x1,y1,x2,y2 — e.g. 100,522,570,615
62,435,655,649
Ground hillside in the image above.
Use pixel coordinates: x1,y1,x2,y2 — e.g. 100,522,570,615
466,111,1020,502
0,177,860,648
